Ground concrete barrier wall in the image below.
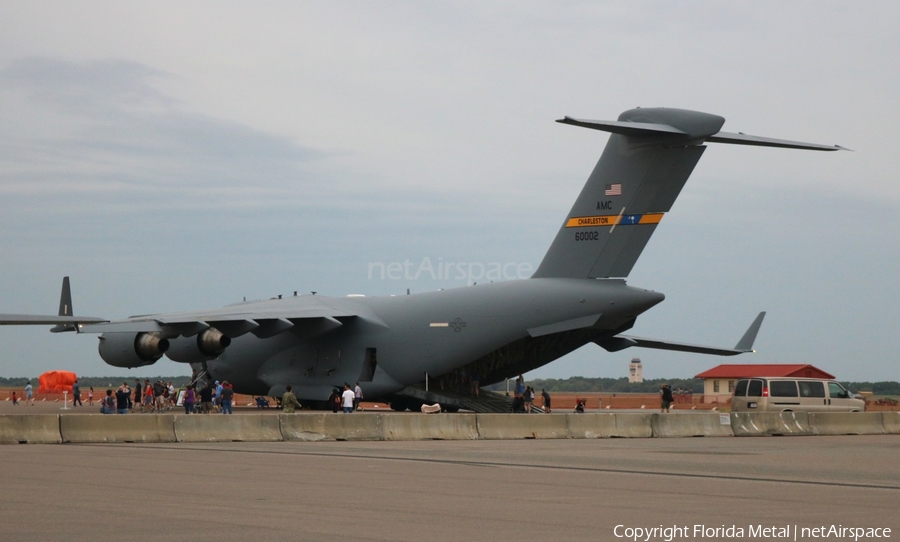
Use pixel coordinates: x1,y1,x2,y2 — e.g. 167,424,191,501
476,413,568,439
61,414,176,443
566,413,618,438
614,413,654,438
322,413,384,440
808,412,885,435
730,412,812,436
0,414,62,444
280,413,328,441
652,412,734,438
5,410,900,444
280,413,386,441
881,412,900,435
382,413,478,440
174,414,282,442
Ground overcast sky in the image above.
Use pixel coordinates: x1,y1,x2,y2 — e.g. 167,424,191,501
1,1,898,382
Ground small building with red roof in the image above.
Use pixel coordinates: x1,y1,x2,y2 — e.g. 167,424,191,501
695,364,835,401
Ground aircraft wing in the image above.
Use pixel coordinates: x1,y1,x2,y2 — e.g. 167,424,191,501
0,314,107,326
596,312,766,357
79,304,362,338
0,306,364,339
0,277,372,339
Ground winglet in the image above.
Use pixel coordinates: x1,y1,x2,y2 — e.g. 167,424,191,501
734,311,766,352
58,276,72,317
597,311,767,356
50,277,76,333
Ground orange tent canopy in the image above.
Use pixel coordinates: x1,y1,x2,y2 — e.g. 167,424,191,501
38,371,77,394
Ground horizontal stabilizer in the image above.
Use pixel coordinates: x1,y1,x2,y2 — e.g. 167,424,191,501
556,117,688,137
557,116,848,151
707,132,848,151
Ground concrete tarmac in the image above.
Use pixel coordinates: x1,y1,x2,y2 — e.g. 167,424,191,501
1,436,897,541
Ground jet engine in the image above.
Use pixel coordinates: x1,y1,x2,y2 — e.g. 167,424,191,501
165,327,231,363
98,332,170,368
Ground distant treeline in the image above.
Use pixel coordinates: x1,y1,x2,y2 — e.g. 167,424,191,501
486,376,900,396
0,376,193,389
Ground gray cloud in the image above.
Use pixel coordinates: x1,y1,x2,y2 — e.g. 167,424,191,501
1,57,173,114
0,57,326,212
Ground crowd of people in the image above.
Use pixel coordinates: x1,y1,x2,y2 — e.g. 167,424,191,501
5,377,558,416
90,378,240,415
510,374,552,413
97,380,179,414
6,377,362,415
3,375,702,416
321,382,364,413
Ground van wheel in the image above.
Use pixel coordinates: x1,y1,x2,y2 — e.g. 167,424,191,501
781,409,792,413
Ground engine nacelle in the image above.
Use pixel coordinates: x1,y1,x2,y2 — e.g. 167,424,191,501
98,332,170,368
165,327,231,363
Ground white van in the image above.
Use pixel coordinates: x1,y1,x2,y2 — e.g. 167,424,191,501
731,377,865,412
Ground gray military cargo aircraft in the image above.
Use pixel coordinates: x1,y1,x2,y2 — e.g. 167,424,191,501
0,107,844,409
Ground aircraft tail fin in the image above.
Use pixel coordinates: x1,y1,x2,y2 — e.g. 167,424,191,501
532,108,844,279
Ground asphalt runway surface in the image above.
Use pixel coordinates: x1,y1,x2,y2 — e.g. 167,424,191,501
2,436,898,541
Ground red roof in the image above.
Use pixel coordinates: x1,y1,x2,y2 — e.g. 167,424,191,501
695,364,835,380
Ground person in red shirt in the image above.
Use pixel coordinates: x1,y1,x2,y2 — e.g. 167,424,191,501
143,380,154,411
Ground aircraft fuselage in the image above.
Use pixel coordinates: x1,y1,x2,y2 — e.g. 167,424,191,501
205,278,663,400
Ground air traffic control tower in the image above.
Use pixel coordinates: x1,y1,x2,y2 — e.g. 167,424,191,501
628,358,643,383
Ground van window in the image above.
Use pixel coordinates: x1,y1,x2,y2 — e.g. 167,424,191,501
734,379,748,397
798,381,825,398
747,379,763,397
827,382,849,399
770,380,798,397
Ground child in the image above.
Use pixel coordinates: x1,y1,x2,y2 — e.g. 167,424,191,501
88,387,94,405
11,391,18,405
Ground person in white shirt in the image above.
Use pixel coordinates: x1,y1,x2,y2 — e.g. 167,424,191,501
341,384,355,414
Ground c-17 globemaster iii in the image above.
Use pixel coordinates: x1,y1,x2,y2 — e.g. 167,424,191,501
0,107,845,410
